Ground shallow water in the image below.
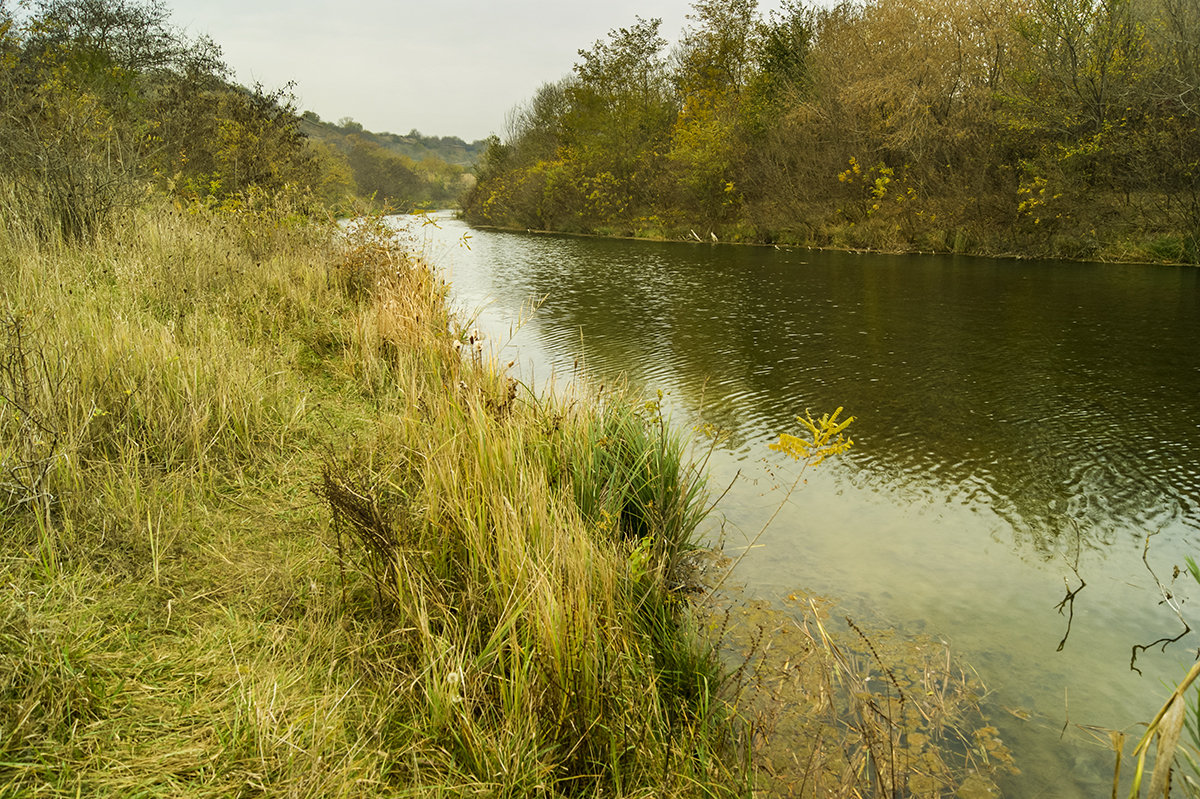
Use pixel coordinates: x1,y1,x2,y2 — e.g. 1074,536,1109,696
408,214,1200,796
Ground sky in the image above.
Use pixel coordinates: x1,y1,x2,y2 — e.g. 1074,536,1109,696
160,0,789,143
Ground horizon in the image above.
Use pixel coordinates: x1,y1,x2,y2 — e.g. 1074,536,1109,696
160,0,794,143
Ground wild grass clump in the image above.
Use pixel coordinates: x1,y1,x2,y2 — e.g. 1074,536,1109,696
0,198,738,796
567,389,710,572
319,245,731,792
0,199,338,574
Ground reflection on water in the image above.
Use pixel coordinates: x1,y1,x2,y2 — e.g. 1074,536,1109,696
412,214,1200,796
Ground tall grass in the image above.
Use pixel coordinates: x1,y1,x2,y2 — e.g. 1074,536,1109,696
319,224,728,792
0,197,737,796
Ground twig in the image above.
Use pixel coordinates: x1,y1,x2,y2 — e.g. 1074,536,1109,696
1055,573,1087,652
1131,529,1192,673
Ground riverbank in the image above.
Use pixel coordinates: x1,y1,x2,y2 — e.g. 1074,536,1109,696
462,1,1200,271
461,218,1188,268
0,202,740,796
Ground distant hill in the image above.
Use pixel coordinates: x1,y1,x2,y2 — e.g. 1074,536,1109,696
300,114,487,168
300,113,484,210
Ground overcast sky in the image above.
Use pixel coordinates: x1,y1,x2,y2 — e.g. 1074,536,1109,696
159,0,790,143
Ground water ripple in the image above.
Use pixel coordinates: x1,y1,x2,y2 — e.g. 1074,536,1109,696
435,217,1200,557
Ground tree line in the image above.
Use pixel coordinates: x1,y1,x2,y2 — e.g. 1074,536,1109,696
307,118,486,167
0,0,472,241
462,0,1200,263
300,114,482,211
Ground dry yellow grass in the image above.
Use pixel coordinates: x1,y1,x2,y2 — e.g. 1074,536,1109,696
0,199,734,797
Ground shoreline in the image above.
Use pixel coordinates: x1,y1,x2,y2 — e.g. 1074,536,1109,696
459,218,1192,269
0,199,1027,796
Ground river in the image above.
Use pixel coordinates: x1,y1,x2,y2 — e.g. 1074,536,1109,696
406,212,1200,796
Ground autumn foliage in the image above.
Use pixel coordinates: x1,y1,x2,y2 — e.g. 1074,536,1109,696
463,0,1200,264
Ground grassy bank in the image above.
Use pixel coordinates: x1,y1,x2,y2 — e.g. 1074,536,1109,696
0,201,737,796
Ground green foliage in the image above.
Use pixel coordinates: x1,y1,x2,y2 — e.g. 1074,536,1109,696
668,93,742,224
462,0,1200,262
753,0,812,105
301,116,481,210
676,0,758,97
345,135,422,206
0,0,346,241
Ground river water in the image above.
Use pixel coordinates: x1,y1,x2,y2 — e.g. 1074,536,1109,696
406,213,1200,796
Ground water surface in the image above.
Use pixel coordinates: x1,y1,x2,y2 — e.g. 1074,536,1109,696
412,215,1200,796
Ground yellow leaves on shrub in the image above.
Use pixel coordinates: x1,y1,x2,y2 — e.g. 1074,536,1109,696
770,406,855,467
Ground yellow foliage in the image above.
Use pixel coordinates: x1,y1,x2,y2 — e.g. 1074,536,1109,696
770,406,855,467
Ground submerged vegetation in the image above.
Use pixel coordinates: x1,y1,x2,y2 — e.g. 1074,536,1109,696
698,589,1018,797
463,0,1200,264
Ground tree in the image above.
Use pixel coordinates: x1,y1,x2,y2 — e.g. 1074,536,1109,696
209,82,316,195
345,135,421,208
25,0,180,74
675,0,758,97
0,0,338,238
503,79,570,166
750,0,813,113
564,16,676,224
1009,0,1145,137
665,0,760,224
1150,0,1200,115
462,0,1199,258
0,0,192,238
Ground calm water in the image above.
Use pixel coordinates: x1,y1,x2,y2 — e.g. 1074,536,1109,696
409,214,1200,796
